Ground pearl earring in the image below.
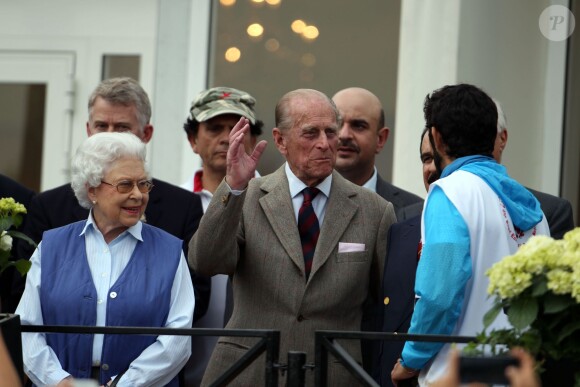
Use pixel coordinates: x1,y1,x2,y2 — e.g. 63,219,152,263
92,200,97,205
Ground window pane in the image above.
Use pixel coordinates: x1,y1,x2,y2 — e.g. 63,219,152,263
211,0,401,178
0,83,45,192
102,55,140,81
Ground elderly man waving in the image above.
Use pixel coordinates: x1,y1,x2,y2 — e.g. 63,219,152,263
189,89,396,386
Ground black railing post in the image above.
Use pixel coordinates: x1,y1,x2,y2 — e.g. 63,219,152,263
287,351,306,387
265,330,280,387
0,314,24,383
314,331,328,387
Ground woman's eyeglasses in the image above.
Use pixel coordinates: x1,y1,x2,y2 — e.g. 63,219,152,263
101,180,154,194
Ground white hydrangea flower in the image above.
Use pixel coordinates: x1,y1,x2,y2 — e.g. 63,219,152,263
0,230,13,252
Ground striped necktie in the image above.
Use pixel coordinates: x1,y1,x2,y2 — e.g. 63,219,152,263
298,187,320,281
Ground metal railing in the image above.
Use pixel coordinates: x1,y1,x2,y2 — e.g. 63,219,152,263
3,314,485,387
1,314,280,387
315,330,477,387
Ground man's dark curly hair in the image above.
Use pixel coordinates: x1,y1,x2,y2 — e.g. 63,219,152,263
424,83,497,159
183,116,264,139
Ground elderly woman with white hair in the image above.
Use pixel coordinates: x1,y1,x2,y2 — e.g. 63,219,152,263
16,132,194,387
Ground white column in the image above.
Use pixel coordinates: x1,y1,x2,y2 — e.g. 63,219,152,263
150,0,210,186
392,0,461,197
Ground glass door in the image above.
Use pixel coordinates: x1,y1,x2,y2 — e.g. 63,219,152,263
0,51,75,191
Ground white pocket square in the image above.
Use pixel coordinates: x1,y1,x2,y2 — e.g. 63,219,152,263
338,242,366,253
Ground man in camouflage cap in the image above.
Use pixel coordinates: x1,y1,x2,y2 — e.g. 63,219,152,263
182,86,263,208
181,86,263,386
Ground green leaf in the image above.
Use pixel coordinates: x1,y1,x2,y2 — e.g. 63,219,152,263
531,276,549,297
6,230,37,248
483,302,503,329
558,321,580,343
544,293,575,314
13,259,31,276
507,297,538,330
0,217,13,230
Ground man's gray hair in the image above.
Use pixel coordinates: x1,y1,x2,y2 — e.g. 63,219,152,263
71,132,149,209
493,99,507,133
88,77,152,130
275,89,341,131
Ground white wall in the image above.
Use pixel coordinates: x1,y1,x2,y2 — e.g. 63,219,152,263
393,0,568,197
457,0,565,195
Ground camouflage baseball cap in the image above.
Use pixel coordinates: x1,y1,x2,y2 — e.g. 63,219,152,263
189,86,257,124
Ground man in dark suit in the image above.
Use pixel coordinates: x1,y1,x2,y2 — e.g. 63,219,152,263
17,78,209,321
189,89,396,386
332,87,423,213
375,128,437,386
0,174,35,312
493,100,574,239
332,87,423,372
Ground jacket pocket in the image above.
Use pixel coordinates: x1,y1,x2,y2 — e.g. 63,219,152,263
336,251,368,263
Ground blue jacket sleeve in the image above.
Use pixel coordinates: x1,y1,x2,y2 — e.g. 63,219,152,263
400,186,472,370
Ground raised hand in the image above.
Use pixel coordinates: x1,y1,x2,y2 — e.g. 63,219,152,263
225,117,267,190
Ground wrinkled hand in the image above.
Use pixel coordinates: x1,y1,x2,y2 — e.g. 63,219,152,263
225,117,267,190
391,358,419,386
505,347,541,387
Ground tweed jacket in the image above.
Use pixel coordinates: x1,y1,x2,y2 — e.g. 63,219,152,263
189,166,396,386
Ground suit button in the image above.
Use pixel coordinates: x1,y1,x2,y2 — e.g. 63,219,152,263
101,363,109,371
384,297,390,305
110,292,117,299
297,315,304,322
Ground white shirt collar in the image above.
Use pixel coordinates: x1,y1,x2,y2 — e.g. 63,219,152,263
362,166,378,193
82,210,144,242
285,162,332,199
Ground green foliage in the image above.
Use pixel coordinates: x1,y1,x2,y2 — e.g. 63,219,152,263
507,296,538,330
0,197,36,276
469,229,580,385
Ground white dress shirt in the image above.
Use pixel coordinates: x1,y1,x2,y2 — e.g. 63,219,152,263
16,213,194,387
285,162,332,225
362,166,378,193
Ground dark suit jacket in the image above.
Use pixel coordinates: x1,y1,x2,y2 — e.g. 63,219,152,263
0,174,35,312
375,215,421,386
361,175,422,372
527,188,574,239
16,178,210,321
376,174,423,217
396,202,424,222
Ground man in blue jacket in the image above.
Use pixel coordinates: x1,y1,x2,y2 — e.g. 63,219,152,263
390,84,550,386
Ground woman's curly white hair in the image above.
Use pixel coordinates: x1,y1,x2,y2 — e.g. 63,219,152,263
71,132,149,209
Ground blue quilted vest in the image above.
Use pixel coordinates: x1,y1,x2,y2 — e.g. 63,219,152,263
40,221,182,386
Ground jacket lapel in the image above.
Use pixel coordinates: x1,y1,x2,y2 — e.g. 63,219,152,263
259,167,305,272
310,171,358,279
